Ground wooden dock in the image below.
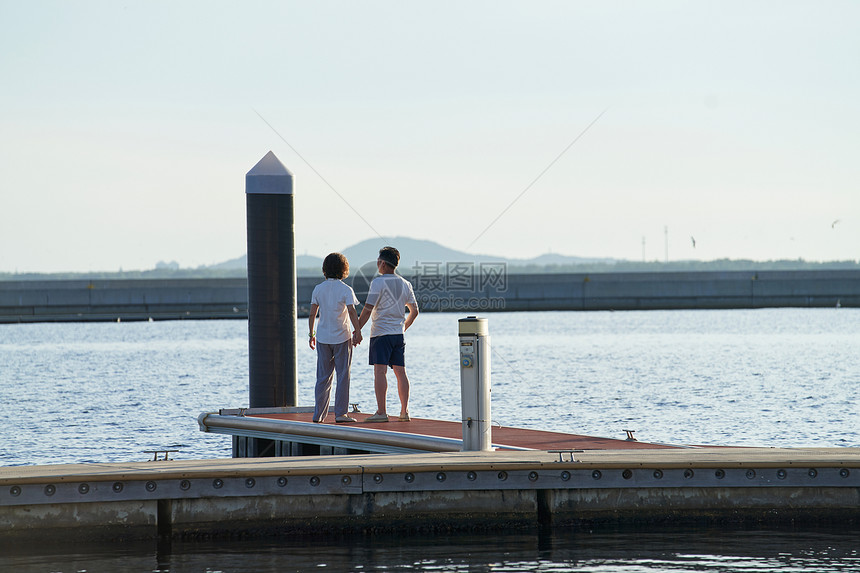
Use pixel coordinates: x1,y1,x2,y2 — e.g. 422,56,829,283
200,409,679,457
2,414,858,541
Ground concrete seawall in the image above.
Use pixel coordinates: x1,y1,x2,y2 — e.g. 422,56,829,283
1,270,857,323
1,448,858,541
0,278,249,323
471,269,860,312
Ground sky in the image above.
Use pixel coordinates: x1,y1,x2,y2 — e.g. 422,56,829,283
1,1,858,273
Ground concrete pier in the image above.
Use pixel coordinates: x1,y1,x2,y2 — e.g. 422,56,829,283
1,270,858,323
0,278,249,323
1,448,858,541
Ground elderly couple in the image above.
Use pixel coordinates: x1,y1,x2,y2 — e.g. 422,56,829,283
307,246,418,424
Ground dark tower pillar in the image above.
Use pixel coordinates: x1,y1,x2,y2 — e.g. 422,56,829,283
246,151,297,414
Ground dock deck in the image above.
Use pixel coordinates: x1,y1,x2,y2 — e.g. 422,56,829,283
2,447,858,542
229,409,678,451
198,407,684,459
2,409,858,541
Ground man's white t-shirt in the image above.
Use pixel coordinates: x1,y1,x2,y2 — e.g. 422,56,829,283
365,274,418,338
311,279,359,344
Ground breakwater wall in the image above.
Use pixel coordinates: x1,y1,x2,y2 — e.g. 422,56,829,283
0,270,857,323
0,278,249,323
1,448,858,541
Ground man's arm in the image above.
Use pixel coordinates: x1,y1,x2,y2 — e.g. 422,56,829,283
358,303,374,330
404,302,419,331
348,305,362,346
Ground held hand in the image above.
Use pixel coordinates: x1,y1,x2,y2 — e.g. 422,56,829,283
352,330,362,346
309,335,316,350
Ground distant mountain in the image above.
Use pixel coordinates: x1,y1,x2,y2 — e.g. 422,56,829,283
203,237,615,274
342,237,503,268
206,254,245,270
207,253,323,271
510,252,616,266
343,237,617,269
297,254,325,269
4,243,859,281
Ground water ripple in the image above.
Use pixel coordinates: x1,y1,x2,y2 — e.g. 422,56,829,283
1,308,858,466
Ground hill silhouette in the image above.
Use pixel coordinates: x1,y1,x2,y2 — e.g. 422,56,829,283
204,236,614,275
2,237,857,280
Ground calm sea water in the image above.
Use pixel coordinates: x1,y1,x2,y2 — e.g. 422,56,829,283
1,309,856,467
1,527,859,572
1,309,858,571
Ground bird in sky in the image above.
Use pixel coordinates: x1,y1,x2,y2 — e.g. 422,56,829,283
832,219,841,229
690,236,696,248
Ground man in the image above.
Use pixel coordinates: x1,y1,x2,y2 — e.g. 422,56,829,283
356,246,419,422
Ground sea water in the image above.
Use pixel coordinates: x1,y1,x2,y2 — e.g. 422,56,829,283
0,309,858,571
1,308,856,466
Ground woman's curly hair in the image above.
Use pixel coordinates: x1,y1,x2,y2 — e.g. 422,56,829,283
322,252,349,279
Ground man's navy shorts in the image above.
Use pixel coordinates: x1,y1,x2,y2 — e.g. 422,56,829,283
368,334,406,367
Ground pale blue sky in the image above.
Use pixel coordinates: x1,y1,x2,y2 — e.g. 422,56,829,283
2,1,858,272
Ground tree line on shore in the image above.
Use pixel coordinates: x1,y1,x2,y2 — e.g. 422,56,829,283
3,258,859,282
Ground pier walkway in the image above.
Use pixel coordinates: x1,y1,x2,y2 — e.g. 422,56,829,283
2,416,858,541
200,409,678,456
